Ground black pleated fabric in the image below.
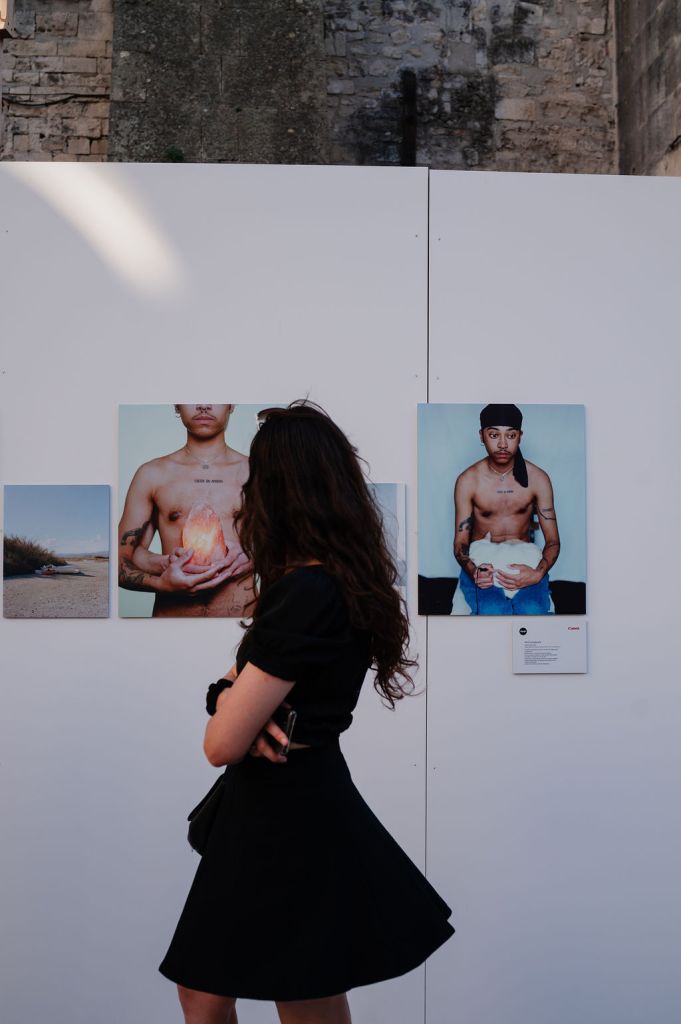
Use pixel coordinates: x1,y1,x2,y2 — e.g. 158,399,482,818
159,740,455,1001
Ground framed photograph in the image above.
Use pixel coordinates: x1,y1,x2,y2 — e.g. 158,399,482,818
118,403,279,619
3,484,110,619
418,403,586,616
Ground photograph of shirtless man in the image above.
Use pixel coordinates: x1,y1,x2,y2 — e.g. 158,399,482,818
453,404,560,615
118,404,255,618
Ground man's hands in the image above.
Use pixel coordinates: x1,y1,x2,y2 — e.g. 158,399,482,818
493,563,544,591
155,544,253,595
472,563,495,588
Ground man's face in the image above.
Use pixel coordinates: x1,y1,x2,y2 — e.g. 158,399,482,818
480,425,522,467
176,404,233,439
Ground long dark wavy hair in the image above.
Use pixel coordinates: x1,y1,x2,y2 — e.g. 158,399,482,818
233,400,417,708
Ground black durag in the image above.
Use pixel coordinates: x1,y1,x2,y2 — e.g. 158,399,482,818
479,403,528,488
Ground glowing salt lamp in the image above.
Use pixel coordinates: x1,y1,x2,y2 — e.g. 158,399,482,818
182,503,227,565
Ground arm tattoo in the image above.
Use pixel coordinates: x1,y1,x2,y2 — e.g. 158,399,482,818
458,515,473,533
536,507,557,521
454,541,475,576
121,520,151,548
119,557,151,591
537,539,560,574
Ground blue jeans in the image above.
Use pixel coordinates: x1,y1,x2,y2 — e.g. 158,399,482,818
457,568,551,615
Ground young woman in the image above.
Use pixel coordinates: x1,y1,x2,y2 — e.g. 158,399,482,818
159,401,455,1024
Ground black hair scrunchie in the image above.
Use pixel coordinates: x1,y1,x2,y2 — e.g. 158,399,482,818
206,677,235,716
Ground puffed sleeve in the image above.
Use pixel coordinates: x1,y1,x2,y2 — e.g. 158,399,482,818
237,570,349,683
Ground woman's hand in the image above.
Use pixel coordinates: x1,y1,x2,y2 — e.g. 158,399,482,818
245,700,294,764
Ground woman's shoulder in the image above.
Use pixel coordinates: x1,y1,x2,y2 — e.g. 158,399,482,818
252,566,348,642
268,565,342,602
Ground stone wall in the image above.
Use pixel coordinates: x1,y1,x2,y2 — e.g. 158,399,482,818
0,0,112,161
108,0,329,164
324,0,616,172
1,0,617,173
615,0,681,175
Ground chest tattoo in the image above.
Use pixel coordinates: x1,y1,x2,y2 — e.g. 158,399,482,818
193,478,224,484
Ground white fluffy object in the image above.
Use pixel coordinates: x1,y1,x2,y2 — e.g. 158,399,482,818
469,535,543,599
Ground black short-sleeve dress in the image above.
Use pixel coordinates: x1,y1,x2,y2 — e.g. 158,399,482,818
159,566,454,1002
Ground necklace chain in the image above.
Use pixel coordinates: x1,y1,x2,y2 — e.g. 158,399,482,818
487,459,511,479
184,445,226,469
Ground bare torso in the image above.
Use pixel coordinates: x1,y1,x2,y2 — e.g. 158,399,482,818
149,450,255,617
467,458,539,542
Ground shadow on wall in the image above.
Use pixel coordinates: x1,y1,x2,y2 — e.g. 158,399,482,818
347,66,496,167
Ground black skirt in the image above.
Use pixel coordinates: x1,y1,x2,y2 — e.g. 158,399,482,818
159,738,455,1002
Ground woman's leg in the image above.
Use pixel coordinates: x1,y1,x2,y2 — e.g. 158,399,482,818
275,992,351,1024
177,983,238,1024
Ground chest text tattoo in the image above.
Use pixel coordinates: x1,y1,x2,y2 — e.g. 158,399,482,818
193,478,224,484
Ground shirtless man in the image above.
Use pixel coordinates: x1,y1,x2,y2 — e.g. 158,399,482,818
452,403,560,615
118,404,255,617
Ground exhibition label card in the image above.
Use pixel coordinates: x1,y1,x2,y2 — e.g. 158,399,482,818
512,619,587,674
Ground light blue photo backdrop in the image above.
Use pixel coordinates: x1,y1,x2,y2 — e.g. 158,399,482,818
418,403,586,583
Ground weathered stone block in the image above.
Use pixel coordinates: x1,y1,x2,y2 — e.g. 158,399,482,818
4,39,58,56
495,96,536,120
11,10,36,38
62,116,102,137
328,78,355,94
113,0,201,56
78,12,114,41
6,70,40,85
199,1,241,55
57,38,109,57
111,51,150,101
67,136,91,154
62,57,98,73
36,13,78,35
39,72,110,90
577,16,606,36
447,41,477,72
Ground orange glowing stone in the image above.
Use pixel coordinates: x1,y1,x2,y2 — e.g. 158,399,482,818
182,503,227,565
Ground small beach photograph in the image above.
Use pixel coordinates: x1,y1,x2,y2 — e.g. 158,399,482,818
3,485,111,618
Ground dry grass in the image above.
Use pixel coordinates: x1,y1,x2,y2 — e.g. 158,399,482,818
3,535,68,577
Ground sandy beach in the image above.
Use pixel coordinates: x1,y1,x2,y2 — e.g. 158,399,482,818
3,557,110,619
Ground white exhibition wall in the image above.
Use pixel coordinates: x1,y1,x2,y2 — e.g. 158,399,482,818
1,163,680,1024
426,170,681,1024
0,163,429,1024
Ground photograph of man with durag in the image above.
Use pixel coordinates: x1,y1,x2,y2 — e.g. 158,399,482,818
453,404,559,615
118,404,257,618
417,402,586,616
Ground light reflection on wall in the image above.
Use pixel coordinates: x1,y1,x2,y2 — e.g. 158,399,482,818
3,163,185,299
